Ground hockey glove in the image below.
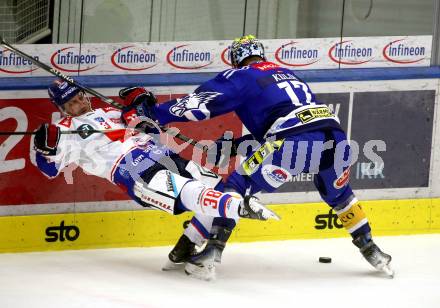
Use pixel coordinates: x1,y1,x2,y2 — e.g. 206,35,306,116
34,123,61,156
119,87,158,126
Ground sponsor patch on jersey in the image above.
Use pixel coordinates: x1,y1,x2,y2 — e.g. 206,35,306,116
333,168,350,189
77,124,94,139
94,117,105,123
129,154,146,168
251,62,280,71
262,165,292,188
242,139,284,175
296,106,333,124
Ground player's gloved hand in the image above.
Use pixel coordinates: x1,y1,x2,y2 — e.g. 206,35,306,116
118,87,158,126
34,123,61,156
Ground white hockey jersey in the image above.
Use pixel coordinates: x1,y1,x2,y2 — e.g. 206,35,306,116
32,107,153,182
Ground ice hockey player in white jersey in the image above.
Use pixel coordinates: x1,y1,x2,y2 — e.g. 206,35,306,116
32,79,280,226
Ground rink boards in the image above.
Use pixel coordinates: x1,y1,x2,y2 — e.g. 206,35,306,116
1,71,440,252
0,198,439,253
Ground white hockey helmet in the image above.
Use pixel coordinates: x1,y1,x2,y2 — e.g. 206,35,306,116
230,35,266,67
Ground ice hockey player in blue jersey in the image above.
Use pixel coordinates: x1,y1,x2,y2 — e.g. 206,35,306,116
130,35,393,280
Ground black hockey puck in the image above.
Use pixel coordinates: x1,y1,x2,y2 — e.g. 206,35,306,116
319,257,332,263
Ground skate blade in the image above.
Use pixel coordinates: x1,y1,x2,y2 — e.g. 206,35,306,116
382,264,395,278
185,262,216,281
264,207,281,221
162,260,185,271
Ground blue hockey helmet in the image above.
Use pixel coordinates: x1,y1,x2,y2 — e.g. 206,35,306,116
230,35,266,67
48,79,82,107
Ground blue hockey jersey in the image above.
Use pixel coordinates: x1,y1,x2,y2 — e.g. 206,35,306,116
154,61,341,141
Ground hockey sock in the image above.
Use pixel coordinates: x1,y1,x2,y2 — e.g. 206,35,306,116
184,214,214,246
334,198,371,237
212,216,238,230
179,181,242,219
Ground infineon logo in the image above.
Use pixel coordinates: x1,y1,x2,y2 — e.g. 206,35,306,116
166,44,213,69
382,39,426,64
0,49,39,74
111,45,157,71
275,41,320,67
221,47,232,66
50,47,98,72
328,40,373,65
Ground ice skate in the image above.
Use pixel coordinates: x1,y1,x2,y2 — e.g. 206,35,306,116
185,227,232,281
162,234,195,271
239,196,280,221
353,233,394,278
185,245,218,281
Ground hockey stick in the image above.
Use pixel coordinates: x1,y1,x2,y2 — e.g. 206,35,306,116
0,36,208,152
0,129,126,135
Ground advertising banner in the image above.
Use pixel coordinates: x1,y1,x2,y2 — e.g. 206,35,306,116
0,36,432,77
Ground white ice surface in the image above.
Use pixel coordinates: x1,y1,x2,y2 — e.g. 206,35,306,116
0,234,439,308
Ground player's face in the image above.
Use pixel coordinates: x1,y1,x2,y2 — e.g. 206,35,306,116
63,92,92,116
